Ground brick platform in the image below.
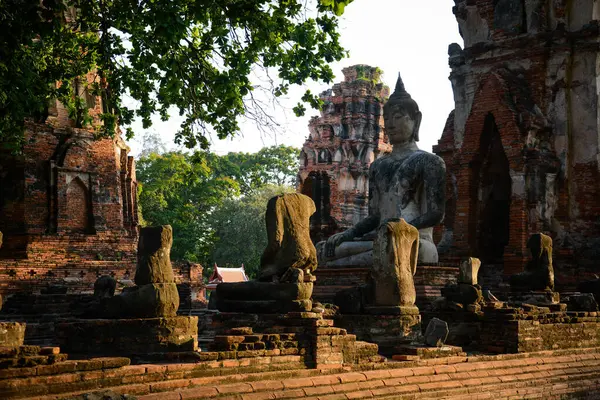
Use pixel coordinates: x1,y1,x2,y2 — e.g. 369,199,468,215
56,317,199,356
0,86,139,294
3,347,600,399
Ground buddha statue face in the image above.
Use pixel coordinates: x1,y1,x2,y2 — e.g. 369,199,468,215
383,73,422,145
384,104,421,145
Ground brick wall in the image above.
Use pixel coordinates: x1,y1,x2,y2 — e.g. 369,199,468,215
434,1,600,288
0,74,138,294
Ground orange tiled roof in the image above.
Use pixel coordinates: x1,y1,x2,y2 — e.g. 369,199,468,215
208,266,248,284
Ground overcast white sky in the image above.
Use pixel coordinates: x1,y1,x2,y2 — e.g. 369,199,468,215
128,2,463,156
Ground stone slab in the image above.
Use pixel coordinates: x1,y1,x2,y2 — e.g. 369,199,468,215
215,282,313,313
508,291,560,305
393,344,465,359
0,322,25,347
56,317,198,356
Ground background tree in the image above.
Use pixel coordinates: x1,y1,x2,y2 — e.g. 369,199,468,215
137,145,300,265
1,0,354,151
213,145,299,195
206,184,295,278
136,151,239,261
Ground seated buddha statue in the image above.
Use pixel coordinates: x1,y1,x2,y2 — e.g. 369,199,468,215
320,73,446,265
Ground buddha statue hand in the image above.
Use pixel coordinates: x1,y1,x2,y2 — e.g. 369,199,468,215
324,228,356,258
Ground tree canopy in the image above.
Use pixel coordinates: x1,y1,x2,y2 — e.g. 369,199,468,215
1,0,354,151
210,145,299,195
207,184,295,278
137,145,300,265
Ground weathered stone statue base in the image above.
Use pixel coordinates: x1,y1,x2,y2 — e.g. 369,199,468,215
104,282,180,318
507,290,561,306
214,281,314,313
441,283,483,306
392,344,465,361
56,316,198,356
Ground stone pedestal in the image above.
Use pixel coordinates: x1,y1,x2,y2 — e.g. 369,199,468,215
56,316,198,356
214,281,313,313
508,291,560,305
392,344,466,361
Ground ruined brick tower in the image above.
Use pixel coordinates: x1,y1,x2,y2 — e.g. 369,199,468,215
434,1,600,288
0,72,139,294
298,65,391,242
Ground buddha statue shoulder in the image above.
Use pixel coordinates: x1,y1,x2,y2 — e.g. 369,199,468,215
320,73,446,265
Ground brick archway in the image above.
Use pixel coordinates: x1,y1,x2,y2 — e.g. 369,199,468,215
454,72,528,275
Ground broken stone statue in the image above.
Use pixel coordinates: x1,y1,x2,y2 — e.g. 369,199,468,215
364,218,420,315
105,225,179,318
424,318,449,347
319,73,446,266
509,233,561,305
335,218,421,315
214,193,318,313
94,275,117,298
58,225,198,356
440,257,484,309
510,233,554,292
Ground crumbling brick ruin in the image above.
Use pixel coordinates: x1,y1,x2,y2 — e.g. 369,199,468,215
298,65,391,242
434,0,600,288
0,72,138,294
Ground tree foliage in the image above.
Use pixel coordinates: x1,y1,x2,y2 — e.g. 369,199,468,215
136,151,238,261
207,184,295,278
1,0,354,150
137,145,299,264
210,145,299,195
0,0,98,151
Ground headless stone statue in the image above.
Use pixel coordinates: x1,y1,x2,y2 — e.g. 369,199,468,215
213,193,318,313
320,73,446,266
510,233,554,291
259,193,317,282
366,218,419,314
105,225,179,318
440,257,483,308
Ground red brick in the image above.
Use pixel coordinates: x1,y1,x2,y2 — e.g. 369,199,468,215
179,386,219,399
282,377,314,389
272,389,305,398
345,389,373,399
250,380,284,391
216,383,253,394
303,385,335,396
338,372,366,383
311,375,341,386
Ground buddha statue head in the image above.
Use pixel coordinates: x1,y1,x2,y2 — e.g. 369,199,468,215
383,73,422,144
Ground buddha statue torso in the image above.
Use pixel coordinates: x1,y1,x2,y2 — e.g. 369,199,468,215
318,73,446,266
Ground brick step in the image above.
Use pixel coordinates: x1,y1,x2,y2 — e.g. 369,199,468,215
1,355,312,399
26,366,331,400
412,370,600,400
354,341,382,364
128,356,600,400
10,348,600,399
250,364,600,400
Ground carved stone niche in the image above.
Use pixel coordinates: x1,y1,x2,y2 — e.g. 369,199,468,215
54,169,96,234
